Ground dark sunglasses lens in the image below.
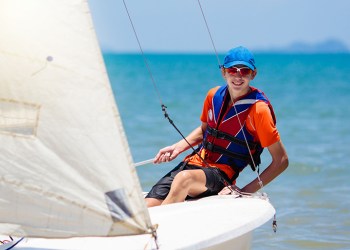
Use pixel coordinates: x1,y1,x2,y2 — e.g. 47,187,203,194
227,68,238,74
240,68,252,76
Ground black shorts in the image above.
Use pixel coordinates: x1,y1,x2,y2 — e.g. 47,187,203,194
145,162,230,200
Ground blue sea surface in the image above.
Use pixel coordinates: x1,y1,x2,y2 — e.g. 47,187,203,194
104,53,350,249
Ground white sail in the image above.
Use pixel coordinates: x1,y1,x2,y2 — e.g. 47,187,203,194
0,0,153,238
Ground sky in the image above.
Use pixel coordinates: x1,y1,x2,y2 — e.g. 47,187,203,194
88,0,350,53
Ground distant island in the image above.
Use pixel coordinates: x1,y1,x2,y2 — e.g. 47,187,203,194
258,39,349,53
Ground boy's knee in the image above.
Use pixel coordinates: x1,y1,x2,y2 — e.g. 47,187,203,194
145,198,163,207
173,171,194,189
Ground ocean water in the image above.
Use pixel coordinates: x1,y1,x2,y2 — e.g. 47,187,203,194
103,53,350,250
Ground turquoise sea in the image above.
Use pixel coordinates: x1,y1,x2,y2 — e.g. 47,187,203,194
104,53,350,250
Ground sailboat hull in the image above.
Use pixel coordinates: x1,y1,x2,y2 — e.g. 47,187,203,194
1,195,274,250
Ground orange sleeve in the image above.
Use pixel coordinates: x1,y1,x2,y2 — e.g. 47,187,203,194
246,101,280,147
200,86,220,122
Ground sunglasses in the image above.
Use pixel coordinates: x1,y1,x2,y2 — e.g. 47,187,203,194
225,67,253,77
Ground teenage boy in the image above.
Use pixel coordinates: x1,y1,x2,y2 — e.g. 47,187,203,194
145,46,288,207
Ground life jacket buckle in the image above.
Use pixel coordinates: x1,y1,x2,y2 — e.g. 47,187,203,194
204,141,214,151
210,127,219,138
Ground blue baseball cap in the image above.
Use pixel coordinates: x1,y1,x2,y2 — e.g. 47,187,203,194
222,46,256,70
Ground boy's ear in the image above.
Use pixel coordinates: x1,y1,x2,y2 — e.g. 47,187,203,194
221,67,226,77
251,69,257,80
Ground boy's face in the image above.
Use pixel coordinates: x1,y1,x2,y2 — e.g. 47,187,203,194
222,64,256,92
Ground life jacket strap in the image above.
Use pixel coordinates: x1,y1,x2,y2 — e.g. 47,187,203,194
207,126,258,150
203,141,250,163
203,140,262,172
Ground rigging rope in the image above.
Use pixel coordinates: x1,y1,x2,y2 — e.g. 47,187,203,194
0,236,24,250
121,0,163,105
196,0,221,67
122,0,210,168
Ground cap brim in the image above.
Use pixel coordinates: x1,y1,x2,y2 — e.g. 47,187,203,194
224,61,255,70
